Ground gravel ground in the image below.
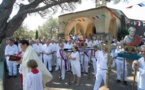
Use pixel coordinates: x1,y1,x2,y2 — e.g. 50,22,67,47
5,60,137,90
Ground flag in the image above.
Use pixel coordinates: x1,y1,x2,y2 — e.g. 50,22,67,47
92,17,95,20
134,21,137,25
130,21,133,25
126,6,133,9
138,21,141,26
110,12,114,17
96,15,101,19
138,3,145,7
82,18,85,22
102,14,107,18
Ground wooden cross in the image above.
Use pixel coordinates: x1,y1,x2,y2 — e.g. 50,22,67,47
104,35,116,88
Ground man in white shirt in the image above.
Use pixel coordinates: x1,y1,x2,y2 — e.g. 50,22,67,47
85,38,93,48
85,38,93,62
42,40,53,71
66,39,73,49
93,47,108,90
92,38,97,47
114,45,128,85
5,39,19,78
32,39,43,61
96,38,101,45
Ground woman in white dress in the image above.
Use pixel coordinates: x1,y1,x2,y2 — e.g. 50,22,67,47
67,46,81,86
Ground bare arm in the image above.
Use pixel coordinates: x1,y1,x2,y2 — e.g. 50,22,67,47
69,56,76,60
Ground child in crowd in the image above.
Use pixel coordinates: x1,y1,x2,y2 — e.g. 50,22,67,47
23,59,43,90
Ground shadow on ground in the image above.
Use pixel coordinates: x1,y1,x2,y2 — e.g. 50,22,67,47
5,60,136,90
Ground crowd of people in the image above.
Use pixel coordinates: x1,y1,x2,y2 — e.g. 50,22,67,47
4,27,145,90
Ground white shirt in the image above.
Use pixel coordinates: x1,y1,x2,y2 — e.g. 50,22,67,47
95,40,100,45
18,44,22,52
70,51,80,65
50,43,57,52
23,71,43,90
63,43,68,49
92,50,100,62
65,43,73,49
32,44,42,53
86,40,93,48
114,48,124,59
57,49,66,60
56,43,60,50
5,44,18,56
92,40,97,46
97,51,108,70
42,44,52,58
135,57,145,89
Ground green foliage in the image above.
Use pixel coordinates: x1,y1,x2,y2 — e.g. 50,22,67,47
35,30,38,39
36,17,59,39
57,33,65,39
12,25,35,39
117,26,129,41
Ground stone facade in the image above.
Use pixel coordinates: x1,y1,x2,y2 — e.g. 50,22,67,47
58,6,128,40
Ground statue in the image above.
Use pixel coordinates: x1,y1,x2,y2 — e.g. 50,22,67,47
77,30,85,47
123,27,142,54
123,27,142,46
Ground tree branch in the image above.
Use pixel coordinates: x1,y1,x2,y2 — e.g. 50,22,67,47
0,0,16,38
17,0,79,16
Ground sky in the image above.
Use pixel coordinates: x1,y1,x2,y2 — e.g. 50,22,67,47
0,0,145,30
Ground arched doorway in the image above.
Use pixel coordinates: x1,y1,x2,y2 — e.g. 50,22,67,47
86,22,95,37
108,17,116,37
65,17,95,40
92,26,96,34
